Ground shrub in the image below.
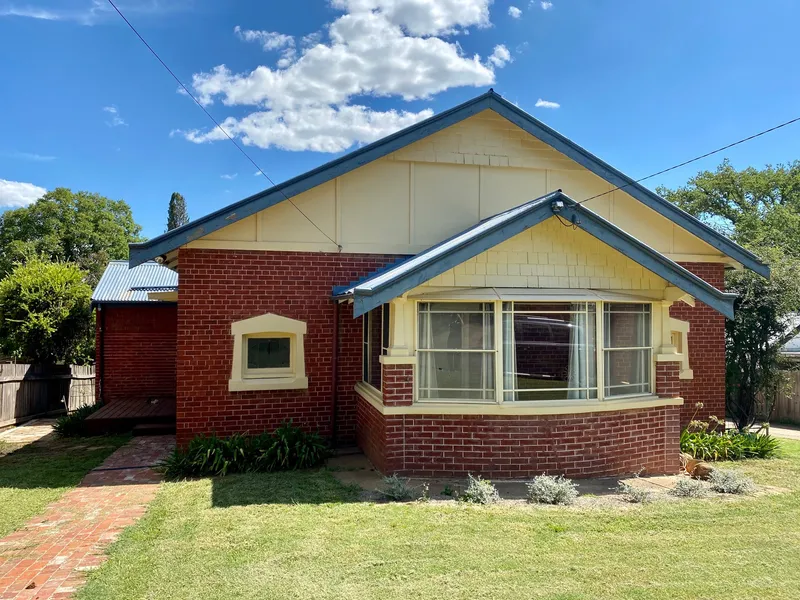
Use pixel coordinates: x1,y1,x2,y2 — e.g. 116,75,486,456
527,474,579,506
708,469,755,495
670,478,709,498
378,474,414,501
53,403,102,437
680,429,780,461
159,422,328,479
617,481,653,504
459,474,500,505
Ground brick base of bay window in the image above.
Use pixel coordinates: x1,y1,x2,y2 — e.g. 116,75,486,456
656,361,682,398
381,364,414,406
355,395,681,478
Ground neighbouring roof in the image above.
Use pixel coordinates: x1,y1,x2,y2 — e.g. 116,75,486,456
781,314,800,356
92,260,178,306
128,90,768,278
334,191,737,319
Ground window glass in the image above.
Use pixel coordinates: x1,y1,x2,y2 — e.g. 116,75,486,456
603,303,651,397
418,303,495,401
502,303,596,401
363,305,389,391
247,337,291,370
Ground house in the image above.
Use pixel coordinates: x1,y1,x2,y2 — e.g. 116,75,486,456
115,90,768,478
92,260,178,405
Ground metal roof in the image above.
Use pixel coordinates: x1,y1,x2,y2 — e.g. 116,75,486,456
92,260,178,305
128,90,768,278
334,191,737,320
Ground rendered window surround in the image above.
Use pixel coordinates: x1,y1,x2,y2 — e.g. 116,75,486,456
229,313,308,392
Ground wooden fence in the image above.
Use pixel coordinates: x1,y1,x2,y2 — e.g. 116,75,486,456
0,363,96,428
772,370,800,425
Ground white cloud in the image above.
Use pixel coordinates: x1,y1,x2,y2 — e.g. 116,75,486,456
103,105,127,127
181,1,506,153
0,0,189,26
539,1,553,9
234,26,294,51
0,179,46,208
535,98,560,109
488,44,511,68
220,173,238,180
508,6,522,19
11,151,56,161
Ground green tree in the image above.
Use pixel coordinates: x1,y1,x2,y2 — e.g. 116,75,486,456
659,160,800,428
167,192,189,231
0,188,143,286
0,259,93,364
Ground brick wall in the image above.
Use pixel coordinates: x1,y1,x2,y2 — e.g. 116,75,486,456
176,249,400,446
96,304,177,403
656,362,681,398
356,396,681,478
671,263,726,427
382,364,414,406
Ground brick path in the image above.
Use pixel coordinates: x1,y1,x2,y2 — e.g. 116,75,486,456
0,420,57,446
0,435,174,599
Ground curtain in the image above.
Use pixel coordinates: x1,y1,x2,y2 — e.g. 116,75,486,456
502,313,517,401
567,312,586,399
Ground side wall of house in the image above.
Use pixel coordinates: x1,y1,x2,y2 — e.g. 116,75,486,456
96,304,177,403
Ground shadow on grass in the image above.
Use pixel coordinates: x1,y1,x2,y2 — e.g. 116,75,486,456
211,469,362,507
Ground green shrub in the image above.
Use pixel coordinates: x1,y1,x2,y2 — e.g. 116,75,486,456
459,474,500,505
617,481,653,503
53,403,102,437
378,474,414,501
159,422,328,480
527,474,579,505
680,429,780,461
670,478,709,498
708,469,755,495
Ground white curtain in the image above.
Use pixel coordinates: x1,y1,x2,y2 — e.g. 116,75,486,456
567,312,587,399
502,313,517,401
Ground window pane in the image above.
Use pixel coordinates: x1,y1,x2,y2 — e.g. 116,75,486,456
604,303,651,348
502,304,596,401
368,307,382,390
509,302,585,313
418,304,494,350
418,351,495,400
247,338,291,370
604,348,651,396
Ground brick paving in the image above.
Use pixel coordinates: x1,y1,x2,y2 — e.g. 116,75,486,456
0,435,174,599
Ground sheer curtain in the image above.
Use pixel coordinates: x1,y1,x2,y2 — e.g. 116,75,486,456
567,312,586,399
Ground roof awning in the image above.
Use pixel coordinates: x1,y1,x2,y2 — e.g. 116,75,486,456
333,191,736,319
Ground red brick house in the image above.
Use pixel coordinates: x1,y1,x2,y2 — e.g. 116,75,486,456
119,91,768,478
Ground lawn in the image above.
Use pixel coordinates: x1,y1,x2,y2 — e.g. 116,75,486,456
79,441,800,600
0,433,129,538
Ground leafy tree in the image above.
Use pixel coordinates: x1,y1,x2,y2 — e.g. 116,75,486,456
0,188,143,286
659,160,800,428
0,259,93,364
167,192,189,231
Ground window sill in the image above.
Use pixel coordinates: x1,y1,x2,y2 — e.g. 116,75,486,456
229,376,309,392
354,389,683,416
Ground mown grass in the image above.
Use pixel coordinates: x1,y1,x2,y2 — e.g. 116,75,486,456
0,434,129,537
79,441,800,600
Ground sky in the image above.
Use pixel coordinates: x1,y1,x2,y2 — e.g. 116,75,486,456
1,0,799,240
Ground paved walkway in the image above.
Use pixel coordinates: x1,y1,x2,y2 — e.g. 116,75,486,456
0,435,174,600
770,424,800,441
0,420,58,446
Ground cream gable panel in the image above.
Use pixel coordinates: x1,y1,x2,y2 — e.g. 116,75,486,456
413,217,668,293
479,166,547,218
414,163,479,246
259,181,336,244
203,215,257,242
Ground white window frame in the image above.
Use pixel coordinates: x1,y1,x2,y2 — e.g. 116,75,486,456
412,299,655,404
229,314,308,392
602,303,654,399
362,305,390,392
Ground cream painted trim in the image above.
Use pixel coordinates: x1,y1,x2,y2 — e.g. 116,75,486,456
354,385,683,416
147,291,178,302
656,353,684,362
355,381,384,406
229,313,308,392
380,355,417,365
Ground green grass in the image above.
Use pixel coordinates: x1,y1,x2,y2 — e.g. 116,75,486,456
79,441,800,600
0,433,129,537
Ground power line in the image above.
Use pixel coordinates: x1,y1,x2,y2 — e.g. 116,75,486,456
576,114,800,206
106,0,341,249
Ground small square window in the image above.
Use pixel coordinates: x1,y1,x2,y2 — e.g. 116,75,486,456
247,337,291,370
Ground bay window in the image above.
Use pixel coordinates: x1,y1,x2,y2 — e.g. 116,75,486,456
410,300,653,403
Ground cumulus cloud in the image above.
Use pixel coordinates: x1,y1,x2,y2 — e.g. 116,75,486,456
180,0,507,152
508,6,522,18
103,105,127,127
539,1,553,9
0,179,47,208
535,98,560,109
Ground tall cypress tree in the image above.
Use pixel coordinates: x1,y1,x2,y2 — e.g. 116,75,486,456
167,192,189,231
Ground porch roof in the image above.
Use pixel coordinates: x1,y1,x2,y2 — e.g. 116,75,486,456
333,191,736,319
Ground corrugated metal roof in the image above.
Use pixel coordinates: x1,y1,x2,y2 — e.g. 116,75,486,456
92,260,178,304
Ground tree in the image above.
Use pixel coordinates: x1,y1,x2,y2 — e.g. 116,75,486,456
167,192,189,231
0,259,93,364
659,160,800,429
0,187,143,286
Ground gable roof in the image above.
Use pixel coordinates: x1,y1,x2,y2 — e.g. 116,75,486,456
334,191,737,319
92,260,178,306
129,90,767,277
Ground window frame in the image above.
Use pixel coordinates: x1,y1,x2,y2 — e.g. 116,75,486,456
602,303,654,399
243,334,294,379
412,299,655,405
362,304,389,392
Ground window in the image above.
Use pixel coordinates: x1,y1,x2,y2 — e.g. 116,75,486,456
362,305,389,390
229,314,308,392
417,302,495,401
603,303,652,397
502,302,597,401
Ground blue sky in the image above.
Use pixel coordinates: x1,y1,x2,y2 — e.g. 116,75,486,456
1,0,799,239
